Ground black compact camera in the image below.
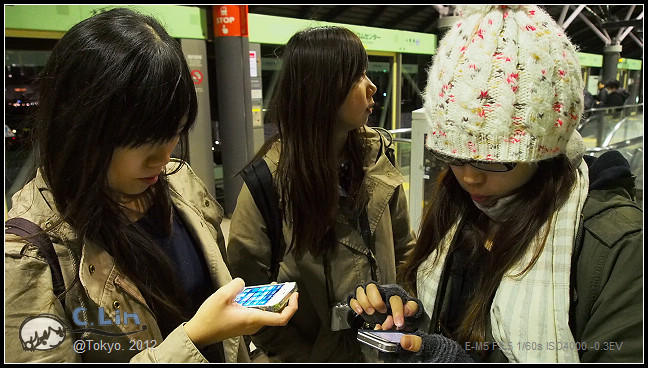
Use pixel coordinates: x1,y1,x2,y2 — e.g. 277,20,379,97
330,302,365,331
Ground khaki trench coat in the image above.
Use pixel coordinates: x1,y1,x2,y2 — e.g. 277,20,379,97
5,160,249,363
227,126,416,362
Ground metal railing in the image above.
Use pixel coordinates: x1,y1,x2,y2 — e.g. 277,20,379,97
578,103,643,148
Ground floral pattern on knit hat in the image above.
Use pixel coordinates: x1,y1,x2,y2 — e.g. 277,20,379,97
423,5,584,163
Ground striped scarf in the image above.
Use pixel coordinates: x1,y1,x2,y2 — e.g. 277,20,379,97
417,159,589,362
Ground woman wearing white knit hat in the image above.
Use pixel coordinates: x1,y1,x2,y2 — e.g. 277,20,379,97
348,5,642,363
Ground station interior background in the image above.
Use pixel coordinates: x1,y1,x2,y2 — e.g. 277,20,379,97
5,5,644,233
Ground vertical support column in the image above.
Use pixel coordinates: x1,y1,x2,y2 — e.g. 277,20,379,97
602,44,622,84
180,38,216,198
393,53,402,130
212,5,254,215
626,69,641,105
409,108,426,233
248,42,265,153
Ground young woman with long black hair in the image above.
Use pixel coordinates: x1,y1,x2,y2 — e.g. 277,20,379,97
5,8,297,363
227,26,416,362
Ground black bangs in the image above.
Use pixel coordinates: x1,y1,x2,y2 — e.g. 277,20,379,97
118,42,198,148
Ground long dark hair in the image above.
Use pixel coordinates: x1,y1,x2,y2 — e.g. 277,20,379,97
253,26,369,258
32,8,198,332
398,155,576,346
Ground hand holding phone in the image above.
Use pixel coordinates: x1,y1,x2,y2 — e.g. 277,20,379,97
184,278,298,349
234,281,297,312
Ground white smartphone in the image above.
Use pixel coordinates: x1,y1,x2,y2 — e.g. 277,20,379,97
357,329,409,353
234,282,297,312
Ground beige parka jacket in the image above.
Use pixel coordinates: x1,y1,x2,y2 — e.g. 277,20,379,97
227,126,416,362
4,160,249,363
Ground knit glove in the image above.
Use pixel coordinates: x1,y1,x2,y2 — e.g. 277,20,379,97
381,331,474,363
346,282,425,331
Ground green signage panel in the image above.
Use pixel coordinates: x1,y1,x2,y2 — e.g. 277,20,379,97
577,52,603,68
5,5,82,32
5,4,207,39
248,13,437,55
618,58,642,70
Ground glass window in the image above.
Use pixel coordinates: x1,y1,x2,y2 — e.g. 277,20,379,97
5,38,55,210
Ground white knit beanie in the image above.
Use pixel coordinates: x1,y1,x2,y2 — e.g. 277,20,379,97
424,5,585,163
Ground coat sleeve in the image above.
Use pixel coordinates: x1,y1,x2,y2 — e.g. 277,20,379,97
389,184,417,264
4,239,214,363
4,240,83,363
577,228,643,363
226,183,315,361
130,324,209,363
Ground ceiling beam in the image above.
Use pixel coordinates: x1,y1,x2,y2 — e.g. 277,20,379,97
321,5,351,22
603,19,644,30
367,6,388,27
628,32,644,49
432,5,450,17
618,11,644,43
422,5,455,33
615,5,636,41
558,5,570,25
562,4,586,29
297,5,314,19
420,12,441,33
384,6,425,29
578,12,611,44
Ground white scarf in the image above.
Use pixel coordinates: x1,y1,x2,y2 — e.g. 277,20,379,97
417,159,589,362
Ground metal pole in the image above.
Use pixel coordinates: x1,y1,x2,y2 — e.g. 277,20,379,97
409,108,426,233
212,5,255,215
602,44,622,85
181,38,216,198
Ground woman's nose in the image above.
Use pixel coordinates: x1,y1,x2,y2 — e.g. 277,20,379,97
367,77,377,97
459,164,486,185
150,138,179,167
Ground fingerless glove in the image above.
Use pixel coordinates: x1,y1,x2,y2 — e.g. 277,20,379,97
347,282,424,331
381,332,474,363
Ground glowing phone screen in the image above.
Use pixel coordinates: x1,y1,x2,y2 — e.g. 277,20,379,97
368,330,405,343
234,284,284,307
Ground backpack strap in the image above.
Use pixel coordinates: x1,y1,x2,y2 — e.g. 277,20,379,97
372,126,396,167
240,159,285,281
5,217,66,309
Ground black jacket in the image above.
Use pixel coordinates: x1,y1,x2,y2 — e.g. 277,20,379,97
572,151,643,362
601,88,629,107
425,152,643,363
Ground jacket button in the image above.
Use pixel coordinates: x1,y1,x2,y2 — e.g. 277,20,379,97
89,265,96,274
113,301,121,309
386,172,392,177
204,200,210,207
45,221,53,229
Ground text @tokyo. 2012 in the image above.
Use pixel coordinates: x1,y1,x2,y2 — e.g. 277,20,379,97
464,341,624,353
73,339,157,354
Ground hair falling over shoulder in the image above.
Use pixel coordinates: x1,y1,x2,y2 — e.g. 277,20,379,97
398,155,576,345
31,8,198,329
261,26,370,258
